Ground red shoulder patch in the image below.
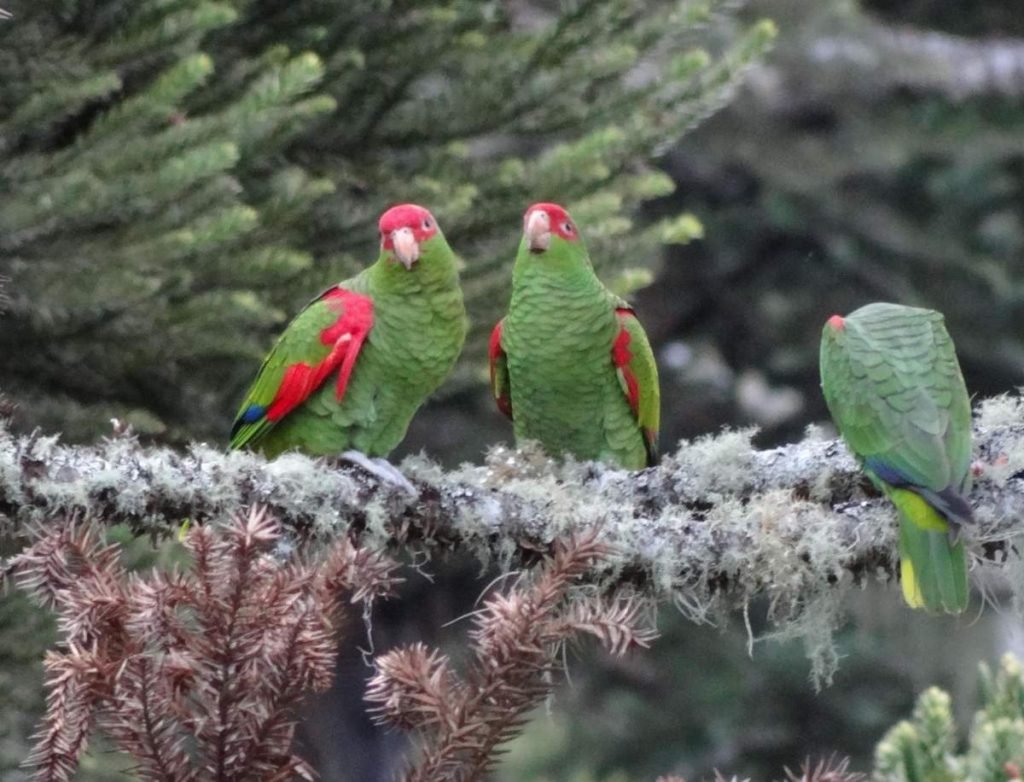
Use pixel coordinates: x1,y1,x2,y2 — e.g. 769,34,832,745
266,288,374,422
489,320,513,420
321,288,374,402
612,308,639,413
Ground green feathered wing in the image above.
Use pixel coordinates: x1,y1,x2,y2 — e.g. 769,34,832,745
229,279,372,452
819,302,972,613
612,303,660,466
230,228,465,458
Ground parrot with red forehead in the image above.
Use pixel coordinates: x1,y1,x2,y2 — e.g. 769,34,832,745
820,302,972,613
489,202,660,469
230,204,466,476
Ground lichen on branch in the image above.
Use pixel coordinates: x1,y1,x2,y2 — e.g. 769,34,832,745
2,394,1024,684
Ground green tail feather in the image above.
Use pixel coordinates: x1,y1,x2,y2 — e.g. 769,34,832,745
893,490,968,614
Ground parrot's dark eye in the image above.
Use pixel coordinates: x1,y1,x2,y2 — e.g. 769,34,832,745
562,222,574,234
422,218,433,230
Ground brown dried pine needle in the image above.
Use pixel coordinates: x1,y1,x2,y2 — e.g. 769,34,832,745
10,506,399,782
783,755,866,782
651,754,864,782
366,528,658,782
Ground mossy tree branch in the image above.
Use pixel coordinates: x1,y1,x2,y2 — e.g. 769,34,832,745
2,395,1024,683
3,397,1023,586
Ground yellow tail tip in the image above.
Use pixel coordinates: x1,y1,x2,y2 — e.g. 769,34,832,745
900,557,926,609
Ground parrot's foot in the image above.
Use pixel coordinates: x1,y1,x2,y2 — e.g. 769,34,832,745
339,450,417,496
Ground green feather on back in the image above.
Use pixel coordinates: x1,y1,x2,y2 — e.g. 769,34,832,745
819,302,972,613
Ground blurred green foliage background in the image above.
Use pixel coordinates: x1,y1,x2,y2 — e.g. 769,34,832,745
2,0,1024,779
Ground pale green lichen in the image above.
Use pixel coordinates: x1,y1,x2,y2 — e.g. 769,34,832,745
189,445,250,510
400,451,447,485
666,428,759,501
431,436,866,685
0,427,22,535
700,491,854,686
809,465,839,504
803,423,829,442
973,394,1024,488
976,393,1024,431
261,452,359,521
3,393,1024,687
805,426,844,503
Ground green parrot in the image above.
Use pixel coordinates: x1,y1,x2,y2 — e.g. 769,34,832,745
230,203,466,482
489,202,660,469
819,302,972,613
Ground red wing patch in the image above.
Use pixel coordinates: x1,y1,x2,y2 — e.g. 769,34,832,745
489,320,513,420
266,288,374,422
612,310,639,413
614,307,659,466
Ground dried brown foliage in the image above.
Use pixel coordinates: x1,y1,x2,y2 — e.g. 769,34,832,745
653,755,863,782
366,528,658,782
783,755,865,782
8,506,398,782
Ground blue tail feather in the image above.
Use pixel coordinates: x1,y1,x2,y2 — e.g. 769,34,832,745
231,404,266,438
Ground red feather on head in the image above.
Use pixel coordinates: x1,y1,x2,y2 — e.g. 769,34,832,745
379,203,439,249
524,202,579,241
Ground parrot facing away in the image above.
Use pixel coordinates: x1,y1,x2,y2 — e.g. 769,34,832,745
489,202,660,469
230,203,466,470
819,302,972,613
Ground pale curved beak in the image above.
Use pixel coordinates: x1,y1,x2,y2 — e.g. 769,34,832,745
525,210,551,253
391,227,420,269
